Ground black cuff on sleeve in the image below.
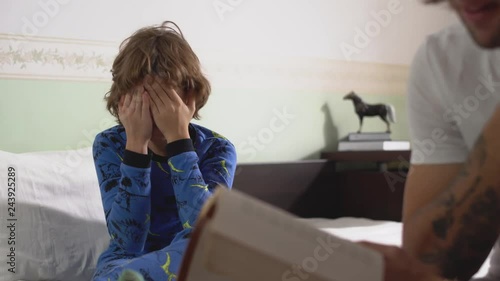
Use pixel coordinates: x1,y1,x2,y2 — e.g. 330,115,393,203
166,139,195,159
123,150,152,168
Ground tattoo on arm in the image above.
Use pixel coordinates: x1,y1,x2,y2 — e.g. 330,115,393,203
418,134,500,281
431,176,483,239
439,187,499,280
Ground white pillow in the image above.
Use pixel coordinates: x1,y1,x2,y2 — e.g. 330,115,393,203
0,148,109,281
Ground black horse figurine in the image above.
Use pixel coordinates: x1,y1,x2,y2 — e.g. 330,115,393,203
343,91,396,133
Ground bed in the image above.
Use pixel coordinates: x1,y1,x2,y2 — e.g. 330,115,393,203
0,148,491,280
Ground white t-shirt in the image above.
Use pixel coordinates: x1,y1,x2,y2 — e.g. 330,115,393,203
408,23,500,164
407,23,500,280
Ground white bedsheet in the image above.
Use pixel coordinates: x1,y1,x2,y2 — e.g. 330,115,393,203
303,217,491,279
0,148,109,281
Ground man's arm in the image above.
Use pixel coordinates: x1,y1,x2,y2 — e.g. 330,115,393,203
404,107,500,281
402,164,462,260
402,164,462,224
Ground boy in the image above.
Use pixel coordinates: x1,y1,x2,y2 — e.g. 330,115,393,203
92,21,237,281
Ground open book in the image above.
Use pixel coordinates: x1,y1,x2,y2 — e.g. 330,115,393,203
178,188,384,281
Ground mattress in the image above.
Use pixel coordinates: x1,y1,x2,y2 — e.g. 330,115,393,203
303,217,491,279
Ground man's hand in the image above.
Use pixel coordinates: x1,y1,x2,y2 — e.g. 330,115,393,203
118,86,153,154
360,242,444,281
145,76,195,143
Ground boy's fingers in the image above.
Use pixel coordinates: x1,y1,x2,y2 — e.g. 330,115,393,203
119,95,125,108
124,94,132,108
146,90,160,113
142,92,150,117
132,92,141,115
129,94,137,112
157,80,179,104
187,96,196,116
151,81,170,104
135,92,142,103
145,82,162,107
136,85,145,95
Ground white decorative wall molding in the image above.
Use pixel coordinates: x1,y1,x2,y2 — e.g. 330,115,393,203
201,52,409,95
0,34,117,81
0,34,408,95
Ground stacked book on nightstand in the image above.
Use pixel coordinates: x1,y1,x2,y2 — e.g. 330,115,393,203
338,132,410,151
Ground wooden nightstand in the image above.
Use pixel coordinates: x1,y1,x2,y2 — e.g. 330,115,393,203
291,150,412,222
321,150,411,172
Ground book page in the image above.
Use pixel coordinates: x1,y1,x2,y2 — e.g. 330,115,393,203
179,198,236,281
204,230,333,281
205,188,384,281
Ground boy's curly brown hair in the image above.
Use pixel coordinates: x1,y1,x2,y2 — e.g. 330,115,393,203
105,21,210,122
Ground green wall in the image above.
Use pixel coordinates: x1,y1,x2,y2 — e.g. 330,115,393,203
0,78,409,162
0,79,112,153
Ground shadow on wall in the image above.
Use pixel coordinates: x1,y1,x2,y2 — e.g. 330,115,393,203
322,103,339,152
301,102,339,160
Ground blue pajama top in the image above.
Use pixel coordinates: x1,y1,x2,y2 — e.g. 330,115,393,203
92,123,237,270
